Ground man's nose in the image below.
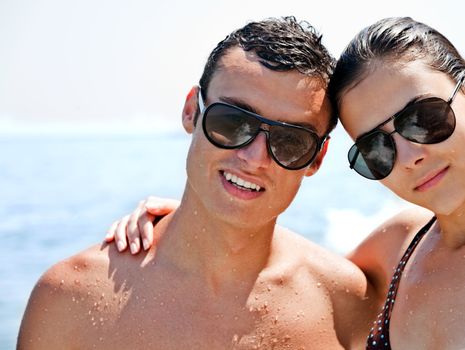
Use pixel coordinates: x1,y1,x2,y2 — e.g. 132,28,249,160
236,132,272,169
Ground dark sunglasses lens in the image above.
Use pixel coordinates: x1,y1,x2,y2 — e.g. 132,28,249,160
269,126,318,169
395,98,456,144
203,104,260,147
349,132,395,180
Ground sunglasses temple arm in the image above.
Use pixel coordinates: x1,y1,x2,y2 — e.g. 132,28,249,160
198,88,206,113
448,73,465,103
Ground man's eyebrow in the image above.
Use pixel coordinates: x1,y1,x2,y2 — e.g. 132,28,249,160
218,96,319,132
219,96,261,115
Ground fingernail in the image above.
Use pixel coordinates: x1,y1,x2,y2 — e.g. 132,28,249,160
117,241,126,252
143,239,150,250
104,233,112,240
130,242,138,254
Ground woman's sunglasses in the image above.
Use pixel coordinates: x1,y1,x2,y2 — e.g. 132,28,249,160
198,91,328,170
348,73,465,180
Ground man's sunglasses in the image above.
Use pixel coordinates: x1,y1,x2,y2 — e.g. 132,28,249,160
348,73,465,180
198,90,328,170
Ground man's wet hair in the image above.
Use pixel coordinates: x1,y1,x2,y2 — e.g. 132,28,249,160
196,16,337,132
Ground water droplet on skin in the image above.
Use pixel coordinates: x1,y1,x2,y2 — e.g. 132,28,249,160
194,235,198,239
74,265,79,271
194,210,198,215
267,285,271,291
409,310,413,315
60,280,65,286
74,279,80,285
316,282,322,288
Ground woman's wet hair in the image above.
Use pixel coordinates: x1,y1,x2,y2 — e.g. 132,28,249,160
329,17,465,114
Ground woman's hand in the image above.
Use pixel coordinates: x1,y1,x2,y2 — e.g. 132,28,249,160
105,196,179,254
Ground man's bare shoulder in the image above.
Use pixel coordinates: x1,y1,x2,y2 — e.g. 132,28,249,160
270,227,373,349
18,242,146,349
274,226,360,275
270,226,366,298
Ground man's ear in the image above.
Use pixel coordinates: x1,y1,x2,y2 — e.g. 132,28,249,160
182,86,200,134
304,136,330,177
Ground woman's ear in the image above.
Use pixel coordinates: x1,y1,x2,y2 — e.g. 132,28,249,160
182,86,200,134
305,136,330,177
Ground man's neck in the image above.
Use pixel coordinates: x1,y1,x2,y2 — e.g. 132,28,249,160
154,187,278,295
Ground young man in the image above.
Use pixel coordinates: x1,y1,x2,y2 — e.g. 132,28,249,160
18,17,376,349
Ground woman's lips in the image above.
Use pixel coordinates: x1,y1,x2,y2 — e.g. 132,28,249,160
414,166,449,192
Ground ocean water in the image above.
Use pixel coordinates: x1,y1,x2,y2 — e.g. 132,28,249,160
0,125,407,349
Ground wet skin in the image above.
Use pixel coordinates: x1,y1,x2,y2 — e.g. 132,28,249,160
340,61,465,349
18,48,377,350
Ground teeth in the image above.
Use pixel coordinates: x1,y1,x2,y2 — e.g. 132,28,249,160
223,172,261,192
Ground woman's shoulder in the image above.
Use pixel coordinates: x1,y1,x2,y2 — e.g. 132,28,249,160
347,207,434,301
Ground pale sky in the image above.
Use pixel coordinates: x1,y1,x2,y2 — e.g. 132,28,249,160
1,0,464,133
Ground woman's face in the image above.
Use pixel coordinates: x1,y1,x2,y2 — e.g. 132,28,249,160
339,60,465,215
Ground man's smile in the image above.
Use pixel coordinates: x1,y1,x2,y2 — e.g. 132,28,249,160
222,171,263,192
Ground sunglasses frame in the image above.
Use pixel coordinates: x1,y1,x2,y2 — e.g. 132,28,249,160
198,89,328,170
348,73,465,180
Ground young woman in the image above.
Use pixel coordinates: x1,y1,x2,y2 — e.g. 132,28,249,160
329,17,465,350
106,17,465,349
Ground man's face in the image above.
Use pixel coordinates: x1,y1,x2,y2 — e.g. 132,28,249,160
183,47,331,228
